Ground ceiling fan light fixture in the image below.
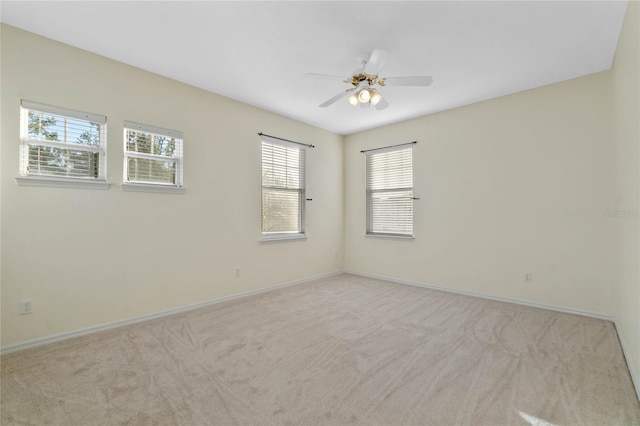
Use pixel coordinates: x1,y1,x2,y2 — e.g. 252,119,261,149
370,90,382,106
347,94,359,107
357,88,371,103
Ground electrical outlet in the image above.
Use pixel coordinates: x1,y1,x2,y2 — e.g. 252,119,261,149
234,268,240,278
524,273,533,283
20,299,33,314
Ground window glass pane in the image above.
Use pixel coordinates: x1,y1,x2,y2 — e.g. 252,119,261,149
366,146,413,236
123,122,183,188
369,190,414,234
367,150,413,190
126,129,176,157
126,157,176,184
20,102,106,181
261,139,305,235
27,111,101,147
27,145,99,178
261,142,304,189
262,189,301,233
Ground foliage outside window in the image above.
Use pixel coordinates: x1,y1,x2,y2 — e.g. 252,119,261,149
261,136,306,240
19,100,107,182
123,121,183,191
366,145,414,237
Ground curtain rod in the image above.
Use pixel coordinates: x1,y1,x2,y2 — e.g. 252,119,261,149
258,132,315,148
361,141,417,153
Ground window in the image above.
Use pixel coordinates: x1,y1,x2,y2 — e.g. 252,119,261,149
123,121,184,193
366,145,414,237
261,136,306,240
18,100,107,188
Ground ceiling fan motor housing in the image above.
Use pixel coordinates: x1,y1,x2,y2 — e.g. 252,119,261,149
347,73,380,87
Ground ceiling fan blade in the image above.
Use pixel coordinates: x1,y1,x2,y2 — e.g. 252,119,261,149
374,97,389,110
364,49,389,75
304,73,345,81
381,76,433,87
319,90,352,108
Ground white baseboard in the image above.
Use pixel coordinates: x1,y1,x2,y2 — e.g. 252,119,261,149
345,270,614,321
614,320,640,401
0,270,344,355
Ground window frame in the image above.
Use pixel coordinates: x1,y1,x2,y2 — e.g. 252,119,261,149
16,99,109,189
260,136,307,242
122,121,184,194
365,144,415,239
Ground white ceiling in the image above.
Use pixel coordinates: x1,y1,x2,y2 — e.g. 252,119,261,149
0,1,628,135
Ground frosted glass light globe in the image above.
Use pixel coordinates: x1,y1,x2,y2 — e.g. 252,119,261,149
370,90,382,106
357,89,371,103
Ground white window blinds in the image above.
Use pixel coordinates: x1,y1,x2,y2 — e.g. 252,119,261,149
366,145,414,237
261,136,306,238
20,100,106,180
123,121,183,188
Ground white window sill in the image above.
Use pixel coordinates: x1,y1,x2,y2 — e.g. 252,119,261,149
15,175,109,190
365,233,414,240
261,233,307,242
121,183,185,194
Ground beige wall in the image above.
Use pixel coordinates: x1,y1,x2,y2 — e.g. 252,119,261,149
0,25,344,347
612,0,640,393
344,71,616,315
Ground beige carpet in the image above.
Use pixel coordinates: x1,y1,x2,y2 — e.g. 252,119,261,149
2,273,639,425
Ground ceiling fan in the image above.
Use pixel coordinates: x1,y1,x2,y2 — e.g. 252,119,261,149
306,49,433,110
